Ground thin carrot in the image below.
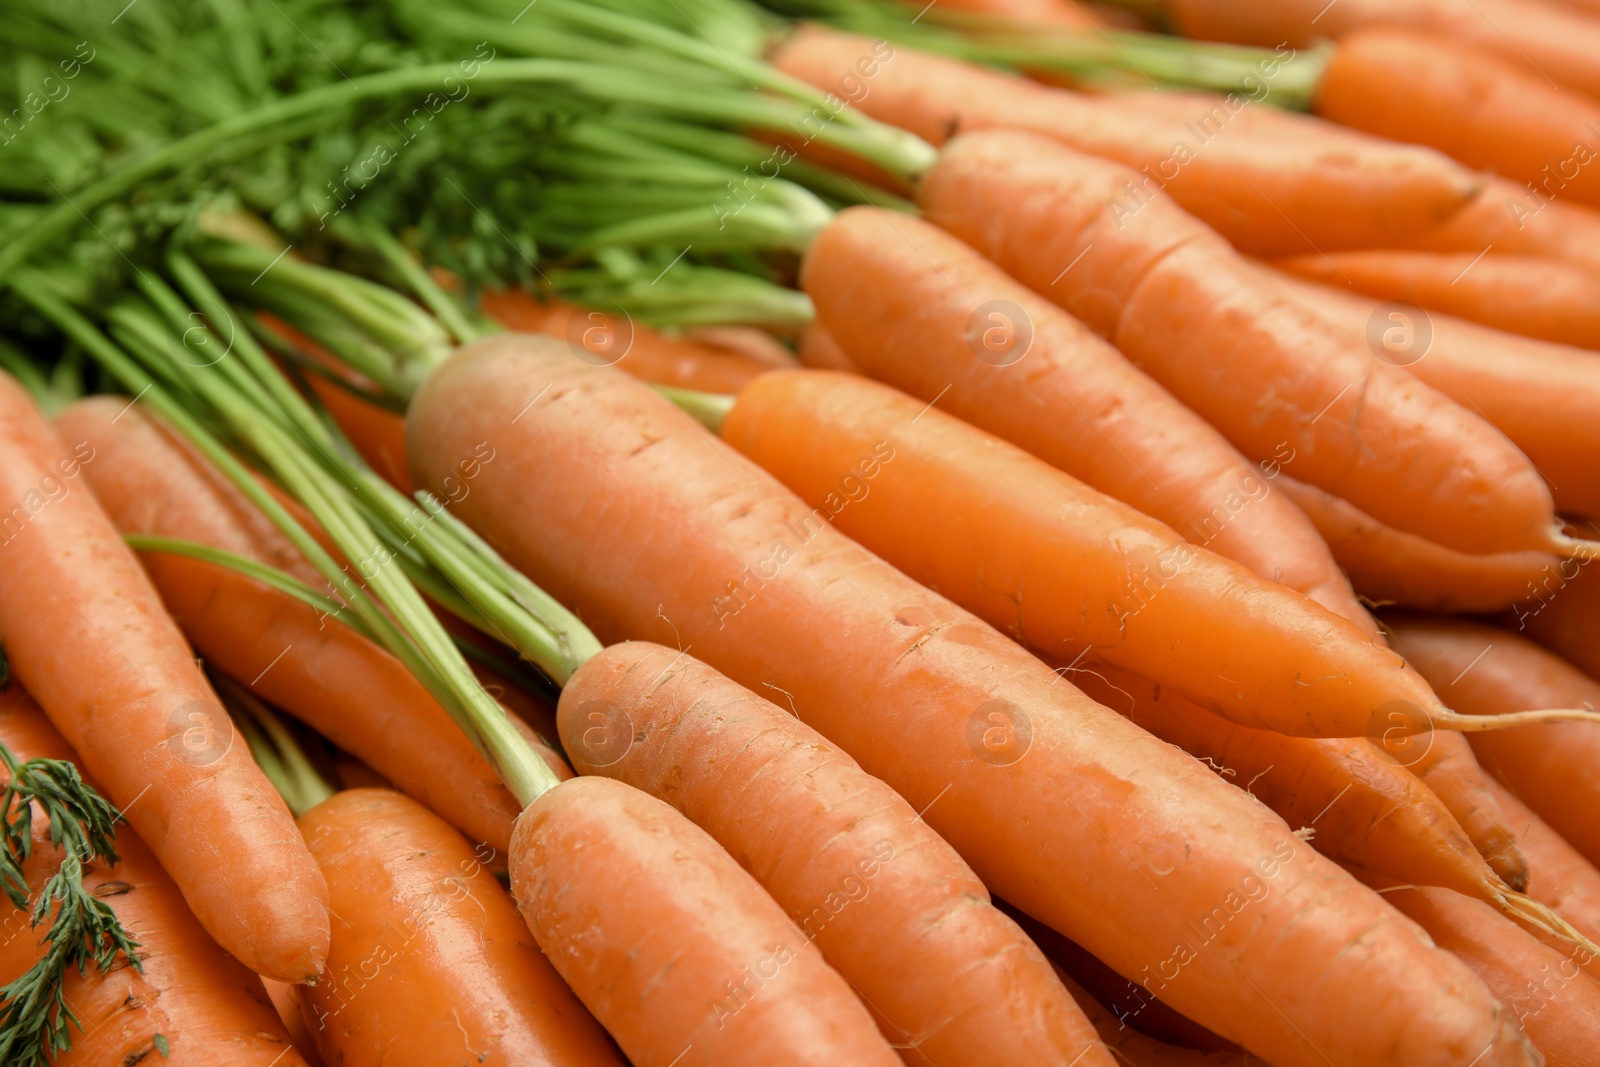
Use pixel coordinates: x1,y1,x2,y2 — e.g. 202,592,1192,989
560,640,1114,1067
800,207,1372,625
511,776,903,1067
1274,474,1560,614
720,367,1584,738
1513,554,1600,682
1166,0,1600,102
1274,250,1600,351
55,396,539,857
1410,730,1533,892
1490,776,1600,950
296,788,625,1067
263,981,324,1067
768,25,1480,256
0,372,328,984
1355,876,1600,1067
409,333,1540,1067
1065,660,1563,933
478,290,771,393
919,127,1579,558
0,686,312,1067
938,0,1106,28
797,322,859,373
1387,615,1600,869
1315,29,1600,210
1395,177,1600,277
1264,267,1600,516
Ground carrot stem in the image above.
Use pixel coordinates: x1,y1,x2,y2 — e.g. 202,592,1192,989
655,385,736,432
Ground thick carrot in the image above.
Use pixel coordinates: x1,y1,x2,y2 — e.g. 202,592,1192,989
1167,0,1600,100
510,776,902,1067
0,373,328,983
1358,878,1600,1067
768,26,1479,256
295,788,624,1067
1514,555,1600,681
1065,661,1535,911
1275,474,1560,614
1275,250,1600,350
1396,177,1600,277
720,367,1548,739
919,127,1573,557
1316,30,1600,210
800,207,1372,625
410,334,1539,1067
560,640,1114,1067
56,397,534,857
478,290,770,394
1387,615,1600,868
1264,267,1600,516
0,686,311,1066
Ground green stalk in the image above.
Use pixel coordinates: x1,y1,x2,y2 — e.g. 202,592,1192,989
212,675,335,818
656,385,736,433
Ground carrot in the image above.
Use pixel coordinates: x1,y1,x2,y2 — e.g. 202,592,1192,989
263,980,324,1067
1274,474,1560,614
295,788,625,1067
1054,967,1272,1066
720,367,1583,738
0,686,311,1067
0,372,328,983
1263,267,1600,516
797,322,859,373
1513,553,1600,681
768,25,1480,256
511,776,902,1067
919,127,1579,558
800,207,1372,625
409,333,1540,1067
1316,30,1600,210
478,290,771,393
1167,0,1600,102
1491,777,1600,949
1274,249,1600,351
1386,615,1600,869
678,325,799,369
1395,177,1600,277
1356,877,1600,1067
54,396,538,858
560,640,1114,1067
938,0,1105,28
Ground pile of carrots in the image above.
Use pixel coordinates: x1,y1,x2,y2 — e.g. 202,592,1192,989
2,1,1600,1065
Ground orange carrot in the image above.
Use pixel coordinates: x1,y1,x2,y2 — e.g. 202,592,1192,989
919,127,1575,558
0,373,328,983
263,980,324,1067
1395,177,1600,277
561,640,1114,1067
296,789,624,1067
1491,777,1600,949
1167,0,1600,102
800,207,1372,624
797,322,859,373
1388,615,1600,869
478,290,770,393
1275,474,1560,614
1357,877,1600,1067
0,686,312,1066
1275,250,1600,351
768,26,1480,256
1514,553,1600,681
1264,266,1600,516
57,396,538,856
1315,30,1600,210
511,777,903,1067
720,367,1559,739
939,0,1105,28
1054,967,1272,1066
409,333,1540,1067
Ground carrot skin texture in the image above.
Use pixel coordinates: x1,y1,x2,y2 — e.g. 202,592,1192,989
797,321,859,373
800,208,1369,624
296,789,622,1067
1388,615,1600,869
0,374,328,983
410,335,1538,1067
1066,661,1511,906
560,641,1113,1067
1513,557,1600,682
1409,730,1530,892
264,981,325,1067
1397,177,1600,277
769,26,1479,256
0,687,310,1066
1491,778,1600,950
56,397,531,857
1266,268,1600,517
510,776,901,1067
1275,474,1559,615
1276,250,1600,351
918,128,1560,557
722,368,1433,737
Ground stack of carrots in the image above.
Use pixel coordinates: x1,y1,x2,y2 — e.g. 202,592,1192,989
1,0,1600,1065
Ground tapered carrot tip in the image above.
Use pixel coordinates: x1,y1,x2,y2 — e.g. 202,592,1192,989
510,777,902,1067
